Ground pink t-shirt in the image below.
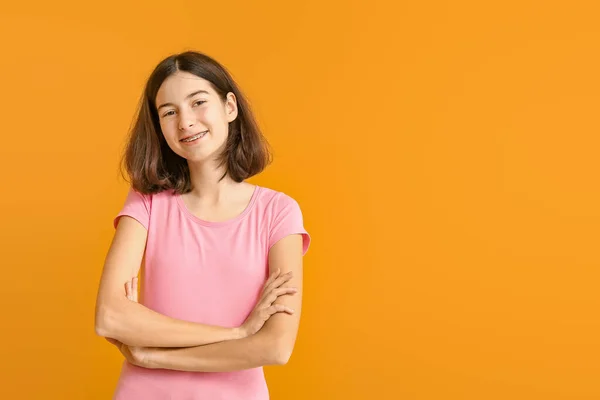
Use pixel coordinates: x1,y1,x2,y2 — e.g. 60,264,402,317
111,184,310,400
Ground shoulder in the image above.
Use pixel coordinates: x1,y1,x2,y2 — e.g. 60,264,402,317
127,186,178,204
116,186,173,217
257,185,310,255
255,185,301,214
120,187,152,208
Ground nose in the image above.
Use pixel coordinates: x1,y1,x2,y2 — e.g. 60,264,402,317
178,110,196,131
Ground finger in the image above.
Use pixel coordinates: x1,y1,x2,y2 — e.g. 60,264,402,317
273,287,298,296
267,304,294,316
128,280,134,301
260,272,293,302
260,268,281,295
264,287,298,305
265,287,297,304
125,280,131,300
259,289,297,313
270,268,281,280
132,277,138,302
265,271,292,293
266,271,293,292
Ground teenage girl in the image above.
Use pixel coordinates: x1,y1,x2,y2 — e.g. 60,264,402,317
94,50,310,399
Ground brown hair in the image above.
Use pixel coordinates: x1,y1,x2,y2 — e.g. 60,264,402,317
119,51,272,195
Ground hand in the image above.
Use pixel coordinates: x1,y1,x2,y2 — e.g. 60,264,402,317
104,276,154,368
239,268,297,337
125,276,138,302
105,337,154,368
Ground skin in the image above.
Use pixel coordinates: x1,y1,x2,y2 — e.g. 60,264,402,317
104,70,306,371
156,70,254,216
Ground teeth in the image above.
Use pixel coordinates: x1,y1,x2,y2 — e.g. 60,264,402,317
182,131,206,142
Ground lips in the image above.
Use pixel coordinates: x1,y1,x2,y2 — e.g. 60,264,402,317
180,130,208,142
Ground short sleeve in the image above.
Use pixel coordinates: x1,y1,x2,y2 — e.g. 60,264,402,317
113,187,151,230
268,193,311,256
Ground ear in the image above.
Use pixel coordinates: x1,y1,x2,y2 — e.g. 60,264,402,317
225,92,238,123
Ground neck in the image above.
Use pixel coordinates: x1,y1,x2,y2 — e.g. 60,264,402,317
186,160,239,203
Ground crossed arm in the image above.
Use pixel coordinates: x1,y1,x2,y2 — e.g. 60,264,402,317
147,234,304,372
96,224,305,372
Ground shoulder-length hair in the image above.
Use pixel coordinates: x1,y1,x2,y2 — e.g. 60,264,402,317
119,51,272,195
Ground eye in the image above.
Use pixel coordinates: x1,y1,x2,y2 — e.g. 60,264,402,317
161,101,205,118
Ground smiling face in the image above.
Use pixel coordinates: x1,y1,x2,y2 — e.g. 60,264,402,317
155,71,238,163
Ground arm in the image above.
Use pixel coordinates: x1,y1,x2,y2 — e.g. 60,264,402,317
147,234,305,372
95,216,244,347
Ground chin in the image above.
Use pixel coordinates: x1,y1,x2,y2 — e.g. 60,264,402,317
170,137,226,162
185,148,222,164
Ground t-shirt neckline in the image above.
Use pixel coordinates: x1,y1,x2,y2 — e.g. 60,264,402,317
174,185,261,227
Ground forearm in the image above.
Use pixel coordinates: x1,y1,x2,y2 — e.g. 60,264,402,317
148,329,284,372
95,298,243,348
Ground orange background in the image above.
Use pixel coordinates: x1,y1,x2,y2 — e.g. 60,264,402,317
1,1,599,399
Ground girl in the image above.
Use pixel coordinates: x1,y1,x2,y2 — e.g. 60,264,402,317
94,50,311,399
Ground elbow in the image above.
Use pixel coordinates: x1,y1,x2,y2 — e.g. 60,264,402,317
269,338,294,365
94,303,115,337
258,326,297,365
272,350,292,365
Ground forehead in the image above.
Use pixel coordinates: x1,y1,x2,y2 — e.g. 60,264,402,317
156,71,213,101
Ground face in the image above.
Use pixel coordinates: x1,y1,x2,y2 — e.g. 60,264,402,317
154,71,238,163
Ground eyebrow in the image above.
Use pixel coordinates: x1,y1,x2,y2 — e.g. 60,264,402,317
157,90,210,111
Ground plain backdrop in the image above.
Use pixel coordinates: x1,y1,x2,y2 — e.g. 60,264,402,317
0,1,599,399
